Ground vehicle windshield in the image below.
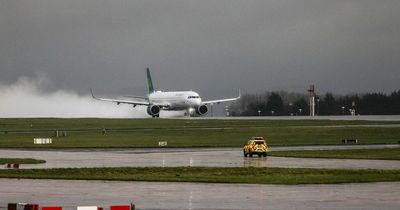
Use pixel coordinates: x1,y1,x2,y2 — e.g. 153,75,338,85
255,141,265,145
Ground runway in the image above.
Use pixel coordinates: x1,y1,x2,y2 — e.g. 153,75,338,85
206,115,400,121
1,145,399,170
0,179,399,210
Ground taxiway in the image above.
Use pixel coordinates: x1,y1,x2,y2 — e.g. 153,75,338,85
0,179,399,210
0,145,399,170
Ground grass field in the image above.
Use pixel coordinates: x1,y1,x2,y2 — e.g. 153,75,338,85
269,148,400,160
1,118,400,148
2,119,399,185
0,158,46,164
0,167,399,185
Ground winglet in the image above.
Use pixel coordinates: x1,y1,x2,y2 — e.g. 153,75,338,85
90,88,97,99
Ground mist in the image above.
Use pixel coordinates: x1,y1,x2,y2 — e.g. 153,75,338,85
0,75,149,118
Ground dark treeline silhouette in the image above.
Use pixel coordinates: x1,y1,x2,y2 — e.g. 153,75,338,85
229,90,400,116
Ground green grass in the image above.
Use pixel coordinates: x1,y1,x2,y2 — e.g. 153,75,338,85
0,167,399,184
1,118,400,148
2,118,399,131
0,158,46,164
270,148,400,160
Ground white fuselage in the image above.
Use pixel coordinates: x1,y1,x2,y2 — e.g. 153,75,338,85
148,91,202,110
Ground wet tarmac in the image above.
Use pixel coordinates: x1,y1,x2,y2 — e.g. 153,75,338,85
208,115,400,121
0,179,399,210
1,145,400,170
1,145,400,209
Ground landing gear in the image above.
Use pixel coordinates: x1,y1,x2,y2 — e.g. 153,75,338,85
184,111,195,117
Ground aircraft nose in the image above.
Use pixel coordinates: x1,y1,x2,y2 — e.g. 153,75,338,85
186,98,201,106
189,99,201,106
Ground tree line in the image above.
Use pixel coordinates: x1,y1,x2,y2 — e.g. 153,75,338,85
229,90,400,116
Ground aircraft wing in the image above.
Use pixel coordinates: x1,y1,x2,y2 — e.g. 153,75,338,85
123,95,149,100
202,89,241,105
90,89,150,106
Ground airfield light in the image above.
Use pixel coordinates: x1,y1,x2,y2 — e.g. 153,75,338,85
307,85,316,116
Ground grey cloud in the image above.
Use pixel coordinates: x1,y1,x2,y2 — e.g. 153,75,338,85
1,0,399,100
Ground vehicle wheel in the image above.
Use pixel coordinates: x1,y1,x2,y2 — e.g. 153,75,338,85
243,150,248,157
249,153,253,157
263,153,267,157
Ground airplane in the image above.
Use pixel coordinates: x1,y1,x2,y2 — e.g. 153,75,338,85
91,68,241,117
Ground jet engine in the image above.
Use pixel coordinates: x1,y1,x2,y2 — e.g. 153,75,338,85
196,104,208,115
147,105,160,117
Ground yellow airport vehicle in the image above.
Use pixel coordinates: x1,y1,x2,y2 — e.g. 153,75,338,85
243,137,268,157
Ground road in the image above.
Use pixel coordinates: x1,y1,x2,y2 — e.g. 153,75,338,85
1,145,400,209
1,145,399,170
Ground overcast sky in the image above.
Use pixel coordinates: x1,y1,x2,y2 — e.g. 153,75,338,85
1,0,399,99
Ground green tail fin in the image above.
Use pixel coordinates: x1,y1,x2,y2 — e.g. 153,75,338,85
146,68,154,93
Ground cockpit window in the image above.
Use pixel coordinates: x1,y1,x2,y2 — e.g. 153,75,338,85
188,96,200,99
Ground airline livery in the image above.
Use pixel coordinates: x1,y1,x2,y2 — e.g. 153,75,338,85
91,68,240,117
